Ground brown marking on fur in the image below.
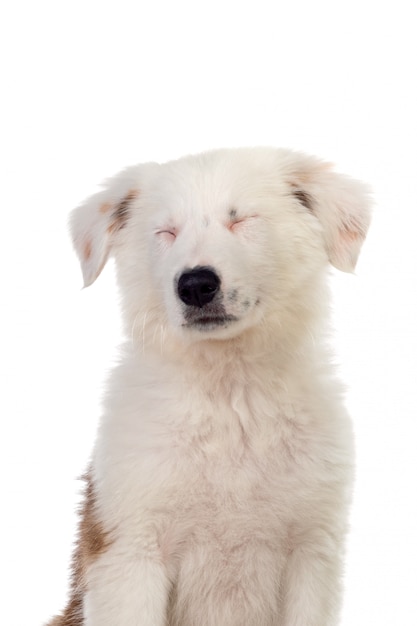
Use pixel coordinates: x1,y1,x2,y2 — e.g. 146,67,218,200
83,239,92,261
340,226,360,244
107,189,138,235
99,201,112,214
288,162,333,209
47,592,83,626
339,217,365,244
47,472,112,626
291,188,313,212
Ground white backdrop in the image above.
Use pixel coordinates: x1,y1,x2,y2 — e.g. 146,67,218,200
1,1,416,625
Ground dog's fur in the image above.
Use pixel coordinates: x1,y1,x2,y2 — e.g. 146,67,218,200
48,148,371,626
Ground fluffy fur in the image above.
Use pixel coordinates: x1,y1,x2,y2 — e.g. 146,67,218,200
48,148,371,626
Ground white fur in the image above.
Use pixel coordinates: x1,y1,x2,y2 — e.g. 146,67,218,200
71,148,370,626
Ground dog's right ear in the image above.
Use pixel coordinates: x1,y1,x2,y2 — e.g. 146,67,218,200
70,166,143,287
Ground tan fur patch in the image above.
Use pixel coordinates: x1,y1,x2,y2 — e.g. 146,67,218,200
99,201,112,214
47,473,111,626
340,227,360,244
83,239,92,262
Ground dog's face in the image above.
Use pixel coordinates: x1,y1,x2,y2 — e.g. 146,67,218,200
71,148,370,344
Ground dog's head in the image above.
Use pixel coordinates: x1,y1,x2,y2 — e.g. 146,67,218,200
71,148,371,346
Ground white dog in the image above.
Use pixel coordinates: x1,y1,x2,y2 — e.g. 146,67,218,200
49,148,370,626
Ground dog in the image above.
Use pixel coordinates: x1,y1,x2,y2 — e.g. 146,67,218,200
48,148,370,626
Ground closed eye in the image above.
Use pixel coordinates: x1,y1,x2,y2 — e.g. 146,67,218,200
156,229,177,243
228,215,259,232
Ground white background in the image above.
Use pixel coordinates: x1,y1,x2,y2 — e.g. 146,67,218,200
1,1,416,625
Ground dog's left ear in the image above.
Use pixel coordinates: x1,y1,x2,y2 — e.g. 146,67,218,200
289,155,372,272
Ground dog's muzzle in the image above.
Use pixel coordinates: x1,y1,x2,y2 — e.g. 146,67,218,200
177,267,237,330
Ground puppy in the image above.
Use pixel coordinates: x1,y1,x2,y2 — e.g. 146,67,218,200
48,148,370,626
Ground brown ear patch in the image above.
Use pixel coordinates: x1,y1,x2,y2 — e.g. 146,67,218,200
47,473,112,626
107,189,138,235
291,188,314,212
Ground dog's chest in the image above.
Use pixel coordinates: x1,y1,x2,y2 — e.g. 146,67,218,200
98,361,336,536
166,384,321,509
173,387,319,502
150,384,326,568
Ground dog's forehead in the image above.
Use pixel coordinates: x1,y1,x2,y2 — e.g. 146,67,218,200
153,149,285,221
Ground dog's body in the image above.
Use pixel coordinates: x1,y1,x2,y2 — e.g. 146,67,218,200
49,148,370,626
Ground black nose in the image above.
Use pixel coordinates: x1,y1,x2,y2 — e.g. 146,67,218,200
177,267,220,308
